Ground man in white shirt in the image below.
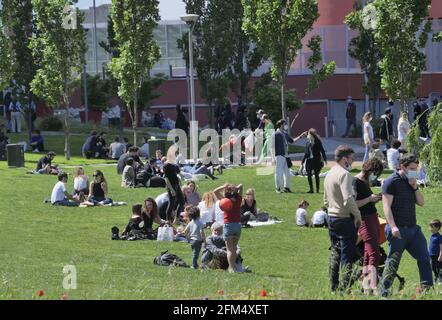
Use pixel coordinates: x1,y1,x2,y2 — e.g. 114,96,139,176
312,207,328,228
51,173,80,206
387,140,401,171
109,137,125,160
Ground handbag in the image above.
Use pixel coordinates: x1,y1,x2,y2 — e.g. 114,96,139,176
157,224,174,242
286,157,293,168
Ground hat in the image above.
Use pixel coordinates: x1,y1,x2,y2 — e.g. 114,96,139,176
256,109,264,114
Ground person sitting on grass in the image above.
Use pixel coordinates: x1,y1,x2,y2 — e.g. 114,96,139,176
369,141,386,166
312,207,328,228
183,180,201,206
82,131,98,159
121,157,135,188
201,222,250,272
141,197,166,239
30,130,44,152
87,170,113,206
113,204,147,240
174,225,188,242
183,206,206,269
109,136,125,160
117,146,143,174
50,173,80,207
198,191,217,227
73,167,89,202
296,200,310,227
240,188,258,226
387,139,401,171
36,151,59,175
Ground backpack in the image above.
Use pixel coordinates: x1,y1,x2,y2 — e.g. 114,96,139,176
153,250,189,268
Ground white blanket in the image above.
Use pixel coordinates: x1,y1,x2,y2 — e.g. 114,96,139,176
248,220,283,227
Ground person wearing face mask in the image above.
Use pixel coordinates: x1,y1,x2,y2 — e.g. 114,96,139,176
380,154,433,297
362,112,374,163
270,119,307,193
256,109,265,130
303,128,327,193
354,158,384,295
324,145,362,294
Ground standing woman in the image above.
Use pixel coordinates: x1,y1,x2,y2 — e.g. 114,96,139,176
214,183,243,273
303,128,327,193
362,112,374,163
259,114,275,162
354,158,384,294
163,157,185,224
88,170,113,206
397,112,410,148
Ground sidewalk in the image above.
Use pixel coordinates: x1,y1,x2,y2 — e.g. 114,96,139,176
288,137,366,161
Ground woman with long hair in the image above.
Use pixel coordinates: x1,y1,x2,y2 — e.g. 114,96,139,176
73,167,89,201
397,112,410,148
88,170,113,206
354,158,384,295
362,112,374,162
198,191,217,226
240,188,257,225
303,128,327,193
142,198,164,239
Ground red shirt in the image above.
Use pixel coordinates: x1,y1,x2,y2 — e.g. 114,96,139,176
223,195,242,224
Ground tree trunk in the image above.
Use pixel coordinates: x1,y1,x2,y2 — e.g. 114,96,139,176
281,80,286,121
64,98,71,160
133,94,138,146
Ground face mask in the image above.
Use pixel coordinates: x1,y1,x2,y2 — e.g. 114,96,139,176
344,158,352,172
406,170,417,179
283,124,289,131
369,173,375,181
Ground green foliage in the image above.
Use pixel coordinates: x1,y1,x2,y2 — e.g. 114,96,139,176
0,20,14,89
250,71,302,124
242,0,334,119
39,116,64,132
306,35,336,93
81,74,113,112
345,1,382,108
370,0,432,111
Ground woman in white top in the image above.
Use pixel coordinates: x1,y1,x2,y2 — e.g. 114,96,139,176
397,112,410,147
296,200,310,227
73,167,89,201
198,191,217,226
362,112,374,162
312,207,328,228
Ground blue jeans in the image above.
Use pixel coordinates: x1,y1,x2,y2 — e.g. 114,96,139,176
53,199,79,207
328,217,358,292
89,196,113,206
190,239,203,268
363,144,371,162
381,224,433,296
342,119,356,137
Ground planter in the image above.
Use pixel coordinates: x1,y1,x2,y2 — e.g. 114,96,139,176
80,111,102,123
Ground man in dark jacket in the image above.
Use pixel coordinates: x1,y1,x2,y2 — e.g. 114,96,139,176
175,104,189,135
379,107,394,149
342,97,357,138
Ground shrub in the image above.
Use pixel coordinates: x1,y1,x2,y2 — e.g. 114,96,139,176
39,116,63,132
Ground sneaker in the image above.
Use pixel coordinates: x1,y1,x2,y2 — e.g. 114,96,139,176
275,189,282,194
284,188,293,193
307,190,314,194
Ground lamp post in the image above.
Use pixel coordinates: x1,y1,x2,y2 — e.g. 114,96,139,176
180,14,199,164
93,0,98,74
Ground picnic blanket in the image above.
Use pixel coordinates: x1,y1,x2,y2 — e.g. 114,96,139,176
248,220,283,227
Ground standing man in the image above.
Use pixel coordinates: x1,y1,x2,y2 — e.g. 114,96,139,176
9,96,23,133
270,119,306,193
324,145,362,293
342,97,356,138
380,154,433,297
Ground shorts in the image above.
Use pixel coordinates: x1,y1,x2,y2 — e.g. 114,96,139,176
223,222,242,239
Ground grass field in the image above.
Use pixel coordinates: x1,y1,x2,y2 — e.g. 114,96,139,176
0,133,441,300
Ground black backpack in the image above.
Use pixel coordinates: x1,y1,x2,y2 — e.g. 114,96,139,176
154,250,189,268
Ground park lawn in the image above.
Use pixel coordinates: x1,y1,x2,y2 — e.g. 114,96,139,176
1,138,442,300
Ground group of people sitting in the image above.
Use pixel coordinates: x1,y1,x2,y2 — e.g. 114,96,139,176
295,200,328,228
49,168,114,207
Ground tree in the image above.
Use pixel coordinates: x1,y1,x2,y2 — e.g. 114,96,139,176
109,0,161,145
369,0,434,112
345,0,382,116
0,20,14,89
242,0,335,120
1,0,37,140
30,0,87,160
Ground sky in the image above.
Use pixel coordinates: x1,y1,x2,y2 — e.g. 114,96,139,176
76,0,186,21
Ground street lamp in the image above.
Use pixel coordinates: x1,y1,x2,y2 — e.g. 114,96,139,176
180,14,199,164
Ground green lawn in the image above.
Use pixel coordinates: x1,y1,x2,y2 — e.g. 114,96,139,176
0,135,441,300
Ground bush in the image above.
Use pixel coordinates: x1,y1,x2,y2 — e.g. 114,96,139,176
39,116,63,132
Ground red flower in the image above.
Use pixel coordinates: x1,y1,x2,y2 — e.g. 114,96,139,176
37,290,45,297
217,289,224,296
61,292,68,300
260,289,267,297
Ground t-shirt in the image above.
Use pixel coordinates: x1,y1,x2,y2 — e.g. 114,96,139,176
140,143,149,158
51,181,67,204
198,201,215,225
74,176,88,191
117,153,130,174
36,156,51,171
186,219,205,241
110,142,125,159
363,122,374,144
312,210,327,225
387,148,400,170
429,232,442,257
382,172,417,227
163,163,180,185
214,200,224,223
223,195,242,224
354,178,377,216
296,208,308,226
155,193,169,208
398,121,410,142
